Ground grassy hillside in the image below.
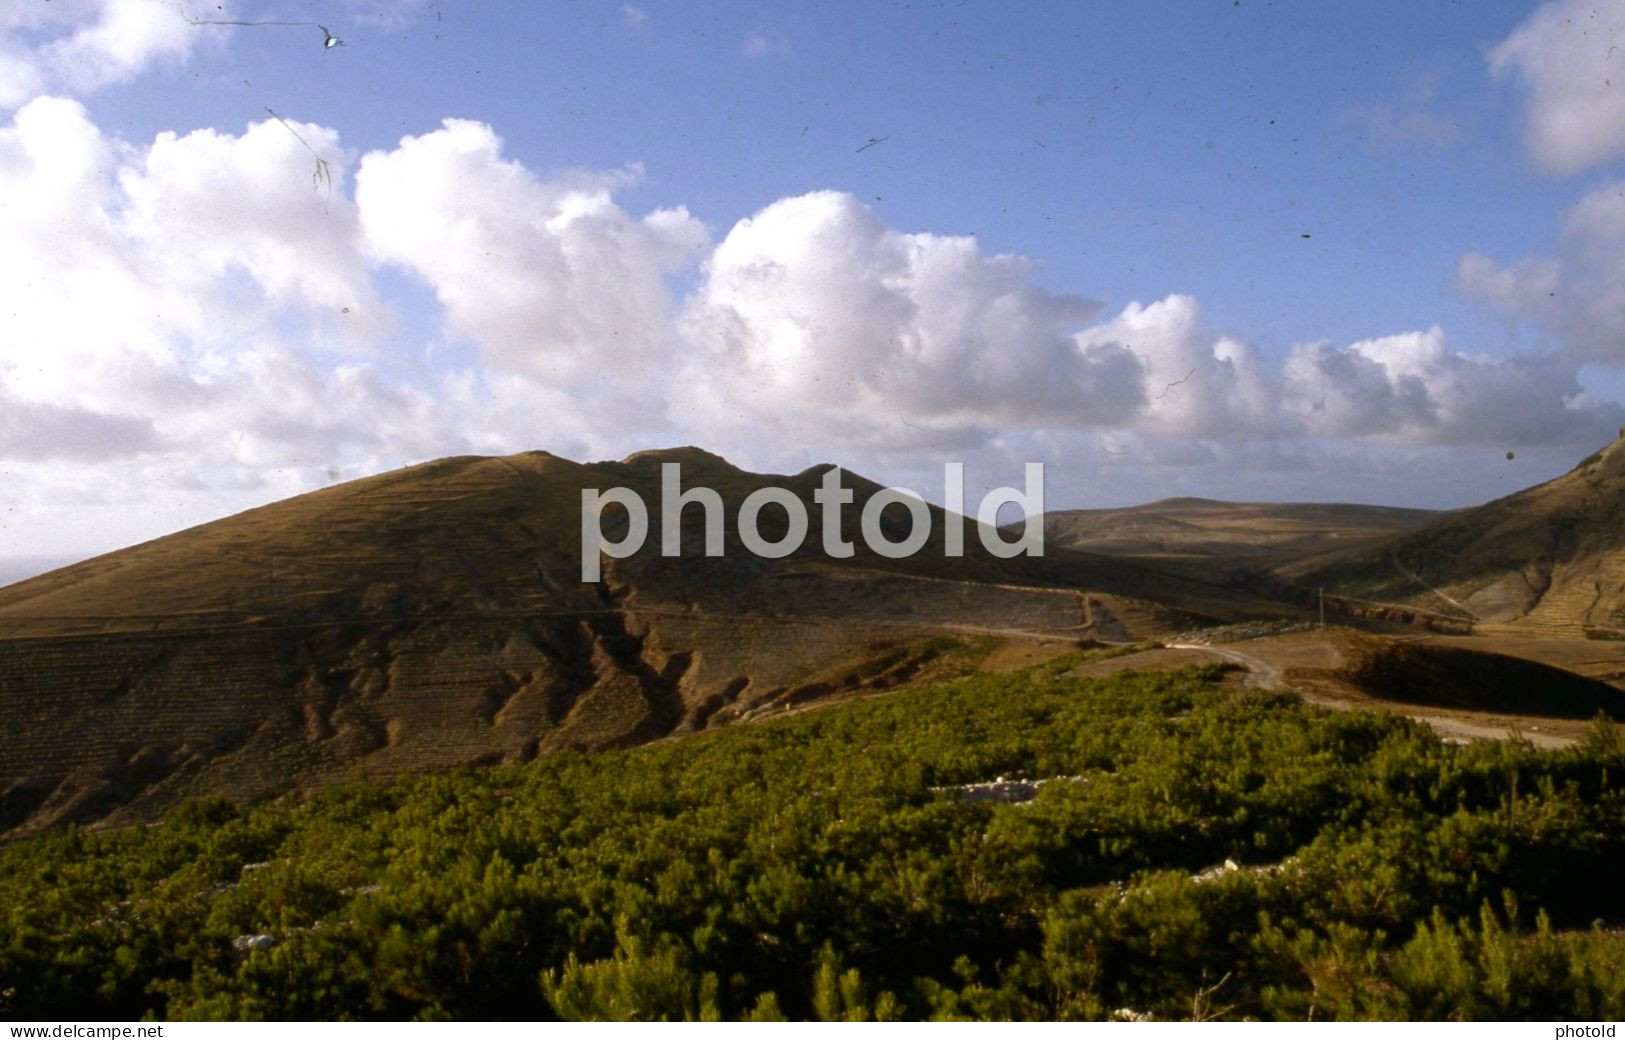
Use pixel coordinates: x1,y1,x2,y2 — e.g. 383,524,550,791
4,656,1623,1022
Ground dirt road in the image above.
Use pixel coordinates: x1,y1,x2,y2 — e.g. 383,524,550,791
1167,642,1282,689
1097,638,1582,749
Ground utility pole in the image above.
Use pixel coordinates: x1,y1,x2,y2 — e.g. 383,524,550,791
1318,587,1325,629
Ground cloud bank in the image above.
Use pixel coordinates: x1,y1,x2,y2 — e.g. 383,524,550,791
1,94,1619,554
4,0,1625,557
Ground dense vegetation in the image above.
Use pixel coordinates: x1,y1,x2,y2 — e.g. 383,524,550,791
3,655,1624,1021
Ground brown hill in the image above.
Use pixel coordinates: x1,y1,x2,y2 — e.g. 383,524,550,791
1036,497,1439,564
1284,433,1625,633
0,448,1233,838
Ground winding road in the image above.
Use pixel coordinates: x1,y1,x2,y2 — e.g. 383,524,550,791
1167,642,1283,689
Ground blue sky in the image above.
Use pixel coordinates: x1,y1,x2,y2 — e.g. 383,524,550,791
4,0,1625,572
102,1,1553,345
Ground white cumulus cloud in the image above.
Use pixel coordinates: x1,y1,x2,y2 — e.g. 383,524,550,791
1280,328,1608,445
0,0,201,109
1489,0,1625,175
1073,294,1273,438
1458,180,1625,364
0,97,463,498
355,118,708,407
677,190,1142,447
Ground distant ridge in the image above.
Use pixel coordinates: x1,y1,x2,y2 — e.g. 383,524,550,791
1034,497,1440,563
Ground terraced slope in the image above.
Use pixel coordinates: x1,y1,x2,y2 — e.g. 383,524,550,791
0,448,1222,838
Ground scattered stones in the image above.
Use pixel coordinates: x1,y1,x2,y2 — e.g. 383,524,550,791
1190,858,1241,884
1190,855,1299,885
933,774,1086,805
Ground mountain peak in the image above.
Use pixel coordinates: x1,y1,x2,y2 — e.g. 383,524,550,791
619,445,737,469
